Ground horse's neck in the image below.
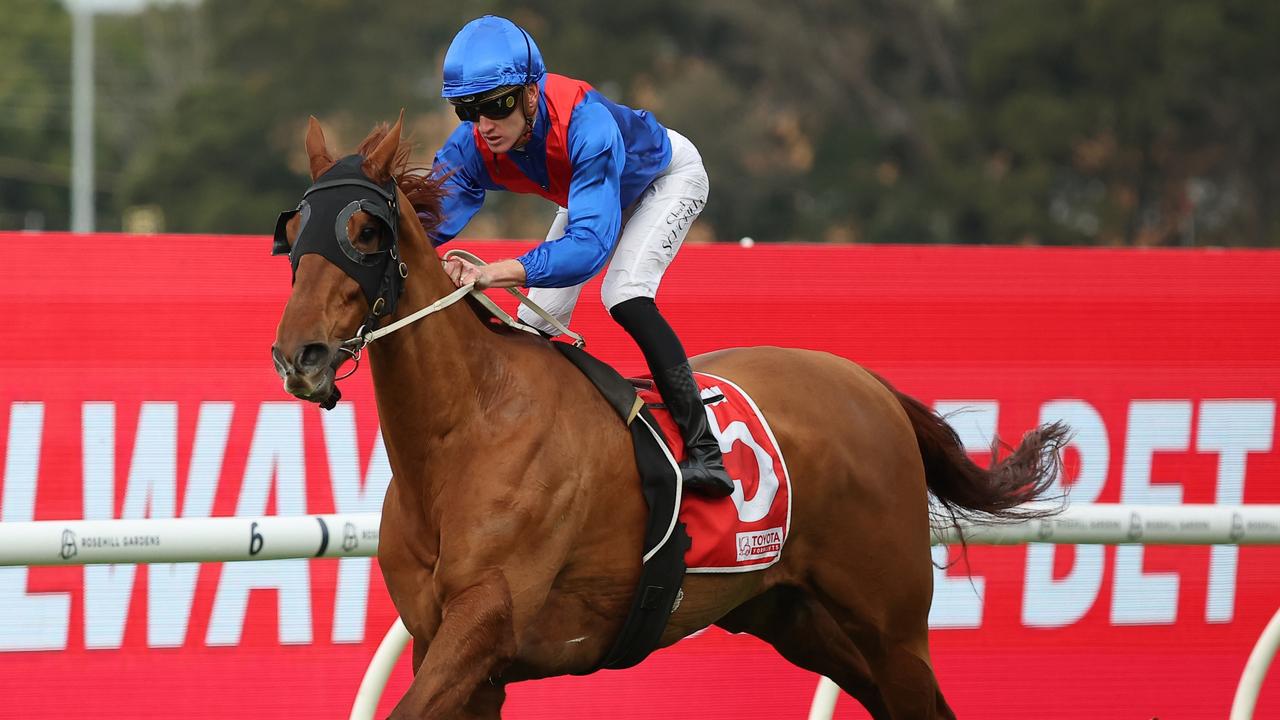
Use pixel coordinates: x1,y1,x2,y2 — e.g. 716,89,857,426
365,236,500,441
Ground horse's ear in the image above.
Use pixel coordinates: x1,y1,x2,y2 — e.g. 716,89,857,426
305,116,334,181
364,109,404,183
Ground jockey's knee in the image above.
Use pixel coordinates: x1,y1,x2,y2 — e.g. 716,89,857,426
517,305,564,337
601,281,654,313
607,295,657,323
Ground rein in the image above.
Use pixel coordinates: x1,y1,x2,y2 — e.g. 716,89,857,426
328,250,584,392
343,281,476,350
437,249,584,347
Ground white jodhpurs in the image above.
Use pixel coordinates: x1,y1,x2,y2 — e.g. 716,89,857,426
516,129,710,335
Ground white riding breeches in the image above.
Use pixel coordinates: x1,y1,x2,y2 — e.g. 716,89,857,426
516,129,710,335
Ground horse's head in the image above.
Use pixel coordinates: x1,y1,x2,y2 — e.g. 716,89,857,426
270,113,439,408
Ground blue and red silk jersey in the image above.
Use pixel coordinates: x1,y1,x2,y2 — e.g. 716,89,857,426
432,74,672,288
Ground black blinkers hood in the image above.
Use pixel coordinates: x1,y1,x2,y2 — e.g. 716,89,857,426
272,154,406,321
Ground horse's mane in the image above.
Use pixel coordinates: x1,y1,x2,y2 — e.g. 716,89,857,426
356,123,448,242
355,121,509,332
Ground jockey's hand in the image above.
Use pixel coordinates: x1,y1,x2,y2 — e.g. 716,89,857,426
442,257,527,290
443,256,486,289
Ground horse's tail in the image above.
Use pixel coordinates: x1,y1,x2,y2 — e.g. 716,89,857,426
875,374,1070,527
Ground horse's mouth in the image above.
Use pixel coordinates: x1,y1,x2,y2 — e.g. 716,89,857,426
272,342,351,409
283,369,336,405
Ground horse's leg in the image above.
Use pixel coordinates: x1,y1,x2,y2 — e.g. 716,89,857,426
800,484,955,719
810,578,955,720
717,585,890,718
405,638,507,719
869,640,954,720
797,498,954,720
857,635,954,720
404,637,514,719
411,636,427,671
457,683,506,720
388,569,520,720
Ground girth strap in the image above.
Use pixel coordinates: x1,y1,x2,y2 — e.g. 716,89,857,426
552,343,690,671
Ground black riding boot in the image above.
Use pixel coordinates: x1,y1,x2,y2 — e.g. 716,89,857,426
653,361,735,498
610,297,735,498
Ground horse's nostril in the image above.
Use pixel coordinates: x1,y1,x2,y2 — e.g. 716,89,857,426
296,343,332,372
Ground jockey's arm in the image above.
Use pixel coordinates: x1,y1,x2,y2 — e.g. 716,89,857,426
441,106,625,291
431,125,488,245
514,105,625,288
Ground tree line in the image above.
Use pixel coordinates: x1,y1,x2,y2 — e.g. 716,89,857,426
2,0,1276,246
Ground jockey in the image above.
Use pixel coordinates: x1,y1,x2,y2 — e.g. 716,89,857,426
431,15,733,498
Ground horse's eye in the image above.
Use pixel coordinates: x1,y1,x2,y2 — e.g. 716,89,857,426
359,225,379,244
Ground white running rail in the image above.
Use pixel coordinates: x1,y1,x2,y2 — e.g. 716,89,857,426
4,503,1277,567
0,513,381,566
1,504,1276,718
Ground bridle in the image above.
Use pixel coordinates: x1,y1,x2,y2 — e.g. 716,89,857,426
272,154,433,407
273,154,409,349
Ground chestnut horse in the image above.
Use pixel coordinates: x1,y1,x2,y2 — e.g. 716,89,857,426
271,115,1067,719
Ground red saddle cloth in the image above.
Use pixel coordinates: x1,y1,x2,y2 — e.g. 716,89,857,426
638,372,792,572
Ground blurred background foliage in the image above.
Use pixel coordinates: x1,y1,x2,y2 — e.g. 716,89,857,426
2,0,1277,245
